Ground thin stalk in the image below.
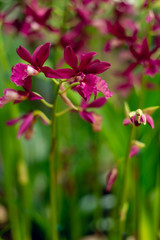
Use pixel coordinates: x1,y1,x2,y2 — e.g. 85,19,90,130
49,84,60,240
55,107,72,117
119,126,135,239
59,82,80,95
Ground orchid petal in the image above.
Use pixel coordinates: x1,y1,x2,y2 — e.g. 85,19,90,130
79,110,94,123
145,114,154,128
64,46,78,70
86,97,106,108
16,45,33,65
85,60,110,74
79,52,97,71
42,66,75,79
17,113,34,138
32,42,51,68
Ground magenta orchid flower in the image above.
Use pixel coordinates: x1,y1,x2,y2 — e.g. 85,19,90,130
6,111,50,139
123,108,154,128
106,20,137,44
43,45,110,79
11,42,51,90
0,88,42,108
24,1,59,33
44,46,111,100
124,38,160,77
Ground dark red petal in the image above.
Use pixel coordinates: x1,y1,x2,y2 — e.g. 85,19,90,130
123,62,139,76
85,61,110,74
79,52,97,71
42,66,75,79
64,46,78,70
79,110,94,123
32,42,51,68
17,46,33,65
23,77,32,92
141,38,150,59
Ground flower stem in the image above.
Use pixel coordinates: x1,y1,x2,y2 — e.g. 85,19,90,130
41,99,53,108
49,84,60,240
59,82,80,94
119,126,135,239
55,107,72,117
52,78,59,85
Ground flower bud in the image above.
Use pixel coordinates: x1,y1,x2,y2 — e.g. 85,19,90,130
106,167,118,191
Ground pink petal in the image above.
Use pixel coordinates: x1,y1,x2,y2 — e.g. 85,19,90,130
11,63,28,86
106,167,118,191
6,116,23,126
18,113,34,139
123,118,131,125
129,145,139,158
96,77,113,99
145,114,154,128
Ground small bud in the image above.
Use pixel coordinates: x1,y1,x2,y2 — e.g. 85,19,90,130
18,160,29,185
106,167,118,191
120,202,129,221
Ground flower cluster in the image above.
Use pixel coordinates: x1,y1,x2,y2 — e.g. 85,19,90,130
0,42,112,138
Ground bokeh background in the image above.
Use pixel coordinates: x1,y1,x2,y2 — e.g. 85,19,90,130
0,0,160,240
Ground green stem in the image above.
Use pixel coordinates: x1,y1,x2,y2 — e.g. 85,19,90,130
52,78,59,85
33,110,52,124
59,82,80,94
119,126,135,239
41,99,53,108
32,92,54,108
55,107,72,117
49,84,60,240
0,24,8,70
